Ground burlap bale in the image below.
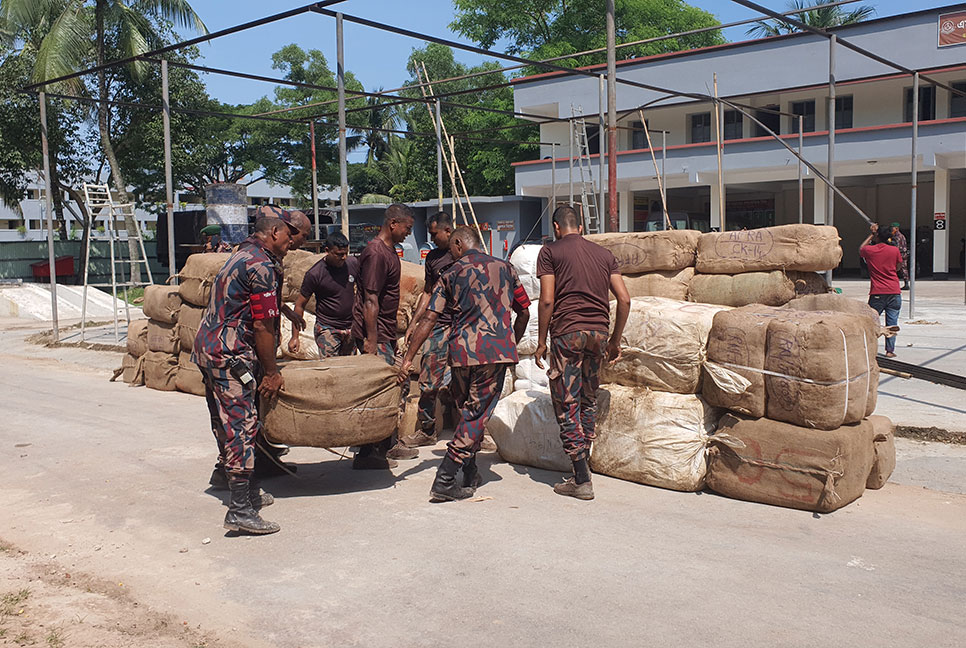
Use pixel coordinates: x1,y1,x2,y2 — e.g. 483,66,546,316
785,292,879,326
702,306,878,429
126,319,149,357
687,270,828,307
509,244,541,355
178,253,230,307
262,355,401,448
590,386,720,492
586,230,700,273
121,353,144,385
397,260,425,333
397,380,445,441
143,350,178,391
141,284,182,324
707,413,874,513
279,310,320,361
147,319,180,354
695,224,842,274
173,351,206,397
178,303,205,352
623,267,694,300
866,415,896,490
486,388,571,472
282,250,323,305
601,297,728,393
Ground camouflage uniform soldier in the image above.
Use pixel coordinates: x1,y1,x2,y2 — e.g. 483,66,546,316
351,203,419,469
401,212,455,448
192,212,299,535
290,231,358,358
400,226,531,502
534,206,631,501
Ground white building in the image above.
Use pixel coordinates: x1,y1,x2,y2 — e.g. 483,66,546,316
512,4,966,275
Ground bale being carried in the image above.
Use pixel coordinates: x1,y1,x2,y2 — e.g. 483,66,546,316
509,244,542,355
262,355,402,448
397,260,425,334
695,224,842,274
142,285,182,324
282,250,323,306
687,270,828,307
178,253,230,307
622,267,694,301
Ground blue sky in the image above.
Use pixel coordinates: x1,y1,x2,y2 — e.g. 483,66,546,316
183,0,957,106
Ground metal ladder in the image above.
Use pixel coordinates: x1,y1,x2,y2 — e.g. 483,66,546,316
80,183,154,343
571,107,601,235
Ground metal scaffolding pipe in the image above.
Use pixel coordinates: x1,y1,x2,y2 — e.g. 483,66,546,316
798,115,804,224
161,59,176,283
435,100,443,210
310,121,320,241
598,74,606,224
827,34,837,242
910,71,919,319
606,0,618,231
336,12,348,237
39,91,59,341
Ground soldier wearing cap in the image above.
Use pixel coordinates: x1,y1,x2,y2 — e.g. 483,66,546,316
201,224,232,253
192,209,300,535
400,226,531,501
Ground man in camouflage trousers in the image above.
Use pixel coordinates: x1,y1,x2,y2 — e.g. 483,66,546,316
400,226,531,501
401,211,455,448
535,206,631,501
192,211,300,535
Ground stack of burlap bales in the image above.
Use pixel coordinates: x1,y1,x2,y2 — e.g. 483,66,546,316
119,318,149,385
140,284,183,392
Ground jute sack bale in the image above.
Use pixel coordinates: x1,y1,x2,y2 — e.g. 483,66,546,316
126,319,149,357
279,309,320,361
687,270,828,307
784,292,879,326
600,297,728,393
695,224,843,274
178,253,230,307
142,284,182,324
175,351,206,397
590,386,721,492
509,244,541,355
121,353,144,385
623,267,694,301
866,415,896,490
398,380,445,440
585,230,700,273
486,388,571,473
262,355,401,448
178,303,205,352
702,306,878,429
147,319,180,354
282,250,323,306
397,260,425,334
143,350,178,391
707,414,875,513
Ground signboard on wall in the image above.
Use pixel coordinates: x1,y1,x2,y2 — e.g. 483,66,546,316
939,11,966,47
934,212,947,231
496,220,515,231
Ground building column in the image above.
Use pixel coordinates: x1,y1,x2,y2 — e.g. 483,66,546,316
933,167,950,278
813,181,828,225
618,191,632,232
710,182,724,231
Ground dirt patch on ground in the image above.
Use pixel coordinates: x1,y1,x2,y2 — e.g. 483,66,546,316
0,539,230,648
896,426,966,445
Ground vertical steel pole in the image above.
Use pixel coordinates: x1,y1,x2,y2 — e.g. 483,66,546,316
827,35,836,231
598,74,606,219
39,91,59,341
161,60,176,284
910,71,919,318
568,118,574,206
662,130,668,230
435,99,443,210
798,115,804,224
713,74,725,231
606,0,618,231
550,142,557,214
336,12,348,237
310,121,320,241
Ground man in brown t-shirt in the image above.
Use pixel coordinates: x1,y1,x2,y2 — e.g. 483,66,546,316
535,206,631,500
351,203,417,469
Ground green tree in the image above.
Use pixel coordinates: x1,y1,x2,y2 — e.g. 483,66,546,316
451,0,724,69
746,0,875,37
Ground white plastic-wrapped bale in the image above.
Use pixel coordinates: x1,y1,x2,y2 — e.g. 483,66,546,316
600,297,728,394
702,306,878,430
178,253,230,307
178,303,205,352
707,414,875,513
143,350,178,391
509,244,542,355
695,224,842,274
687,270,828,307
622,267,694,300
146,319,180,354
175,351,206,397
279,309,320,361
585,230,700,273
141,285,182,323
515,355,550,390
397,260,425,334
262,355,402,448
126,319,149,357
866,415,896,490
590,386,720,492
486,388,571,473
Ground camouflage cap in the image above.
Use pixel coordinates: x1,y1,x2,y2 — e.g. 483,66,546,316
253,204,298,233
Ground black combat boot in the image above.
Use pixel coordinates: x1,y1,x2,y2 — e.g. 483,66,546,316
224,474,280,535
248,479,274,508
553,455,594,501
430,456,475,502
461,455,481,490
208,464,228,491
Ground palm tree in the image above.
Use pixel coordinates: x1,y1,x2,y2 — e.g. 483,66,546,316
746,0,875,38
359,91,400,166
1,0,206,281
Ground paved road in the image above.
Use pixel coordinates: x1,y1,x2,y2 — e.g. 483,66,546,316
1,334,965,647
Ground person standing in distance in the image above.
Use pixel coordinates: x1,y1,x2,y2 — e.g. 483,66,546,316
534,206,631,501
351,203,419,469
289,231,359,358
401,212,455,448
192,213,297,535
860,223,902,357
400,226,531,501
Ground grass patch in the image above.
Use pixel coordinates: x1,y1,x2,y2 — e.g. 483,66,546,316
0,588,30,616
45,626,65,648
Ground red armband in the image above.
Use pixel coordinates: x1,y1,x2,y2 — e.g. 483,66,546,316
513,285,531,310
250,290,280,320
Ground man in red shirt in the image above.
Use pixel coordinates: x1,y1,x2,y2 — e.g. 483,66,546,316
859,223,902,357
535,206,631,501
